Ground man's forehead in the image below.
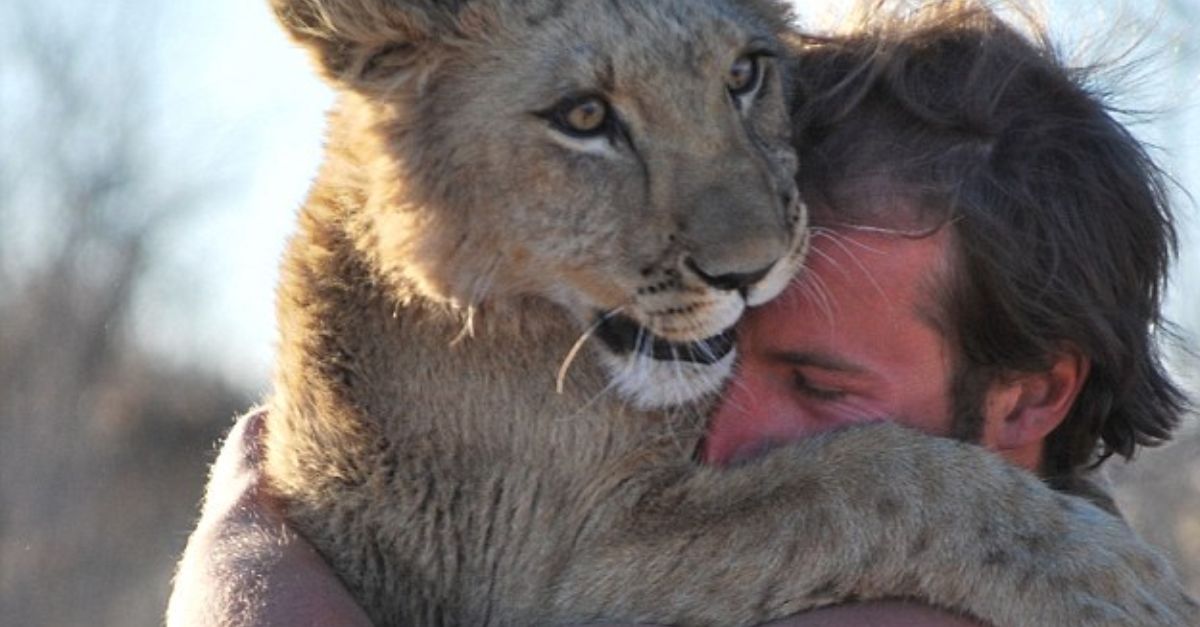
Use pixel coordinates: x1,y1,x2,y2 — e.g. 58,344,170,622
762,348,868,374
803,224,956,336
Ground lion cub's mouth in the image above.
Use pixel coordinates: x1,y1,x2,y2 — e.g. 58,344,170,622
594,313,735,365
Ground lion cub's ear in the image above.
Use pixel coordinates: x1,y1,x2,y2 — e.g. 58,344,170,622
269,0,463,90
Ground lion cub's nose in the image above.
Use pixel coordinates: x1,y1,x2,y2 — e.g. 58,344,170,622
685,257,774,294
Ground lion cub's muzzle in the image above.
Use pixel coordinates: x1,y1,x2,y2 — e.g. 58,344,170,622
591,224,805,409
594,256,778,365
587,165,807,408
595,313,736,365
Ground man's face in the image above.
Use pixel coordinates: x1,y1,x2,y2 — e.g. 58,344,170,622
703,226,967,466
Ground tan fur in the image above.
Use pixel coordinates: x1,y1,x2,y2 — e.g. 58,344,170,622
259,0,1197,624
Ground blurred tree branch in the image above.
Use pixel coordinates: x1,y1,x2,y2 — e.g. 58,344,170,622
0,0,250,624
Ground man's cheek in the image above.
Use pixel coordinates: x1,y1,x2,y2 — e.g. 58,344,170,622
703,396,889,467
794,394,887,428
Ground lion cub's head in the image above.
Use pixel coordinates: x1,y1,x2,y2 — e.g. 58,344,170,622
273,0,807,408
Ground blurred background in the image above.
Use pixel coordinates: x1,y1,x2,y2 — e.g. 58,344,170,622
0,0,1196,624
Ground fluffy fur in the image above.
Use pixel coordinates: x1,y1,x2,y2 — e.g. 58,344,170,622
257,0,1196,624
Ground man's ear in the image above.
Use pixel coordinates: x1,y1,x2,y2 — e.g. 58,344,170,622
981,348,1091,459
269,0,461,89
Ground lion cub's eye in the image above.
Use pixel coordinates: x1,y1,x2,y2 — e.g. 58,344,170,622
720,53,768,104
541,95,612,139
564,98,608,134
727,54,761,97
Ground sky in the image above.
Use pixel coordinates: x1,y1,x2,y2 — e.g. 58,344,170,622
138,0,1200,389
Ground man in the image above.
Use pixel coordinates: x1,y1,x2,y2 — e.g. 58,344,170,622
736,0,1186,496
702,5,1188,622
169,2,1189,625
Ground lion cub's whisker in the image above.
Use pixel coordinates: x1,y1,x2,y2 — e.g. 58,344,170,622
810,227,891,308
557,307,625,394
559,377,621,424
449,305,477,346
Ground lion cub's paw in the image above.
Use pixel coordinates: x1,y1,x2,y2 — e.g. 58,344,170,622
1021,497,1197,626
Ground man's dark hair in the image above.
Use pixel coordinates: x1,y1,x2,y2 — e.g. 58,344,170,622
789,0,1190,479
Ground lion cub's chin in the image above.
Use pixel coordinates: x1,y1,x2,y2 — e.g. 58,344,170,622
597,347,736,410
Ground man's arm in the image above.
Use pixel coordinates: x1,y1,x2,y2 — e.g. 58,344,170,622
166,411,372,627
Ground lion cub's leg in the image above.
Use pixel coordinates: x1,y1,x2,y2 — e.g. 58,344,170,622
551,423,1196,627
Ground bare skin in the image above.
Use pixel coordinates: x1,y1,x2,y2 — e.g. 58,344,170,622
168,411,373,627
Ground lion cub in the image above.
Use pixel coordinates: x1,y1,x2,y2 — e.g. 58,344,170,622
259,0,1193,624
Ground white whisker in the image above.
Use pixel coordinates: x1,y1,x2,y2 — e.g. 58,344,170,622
556,306,624,395
815,225,886,254
663,347,697,454
451,254,504,346
681,311,720,365
561,376,621,423
817,230,890,307
670,345,685,401
808,232,851,279
449,306,477,346
831,222,918,240
803,270,838,327
721,363,754,416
